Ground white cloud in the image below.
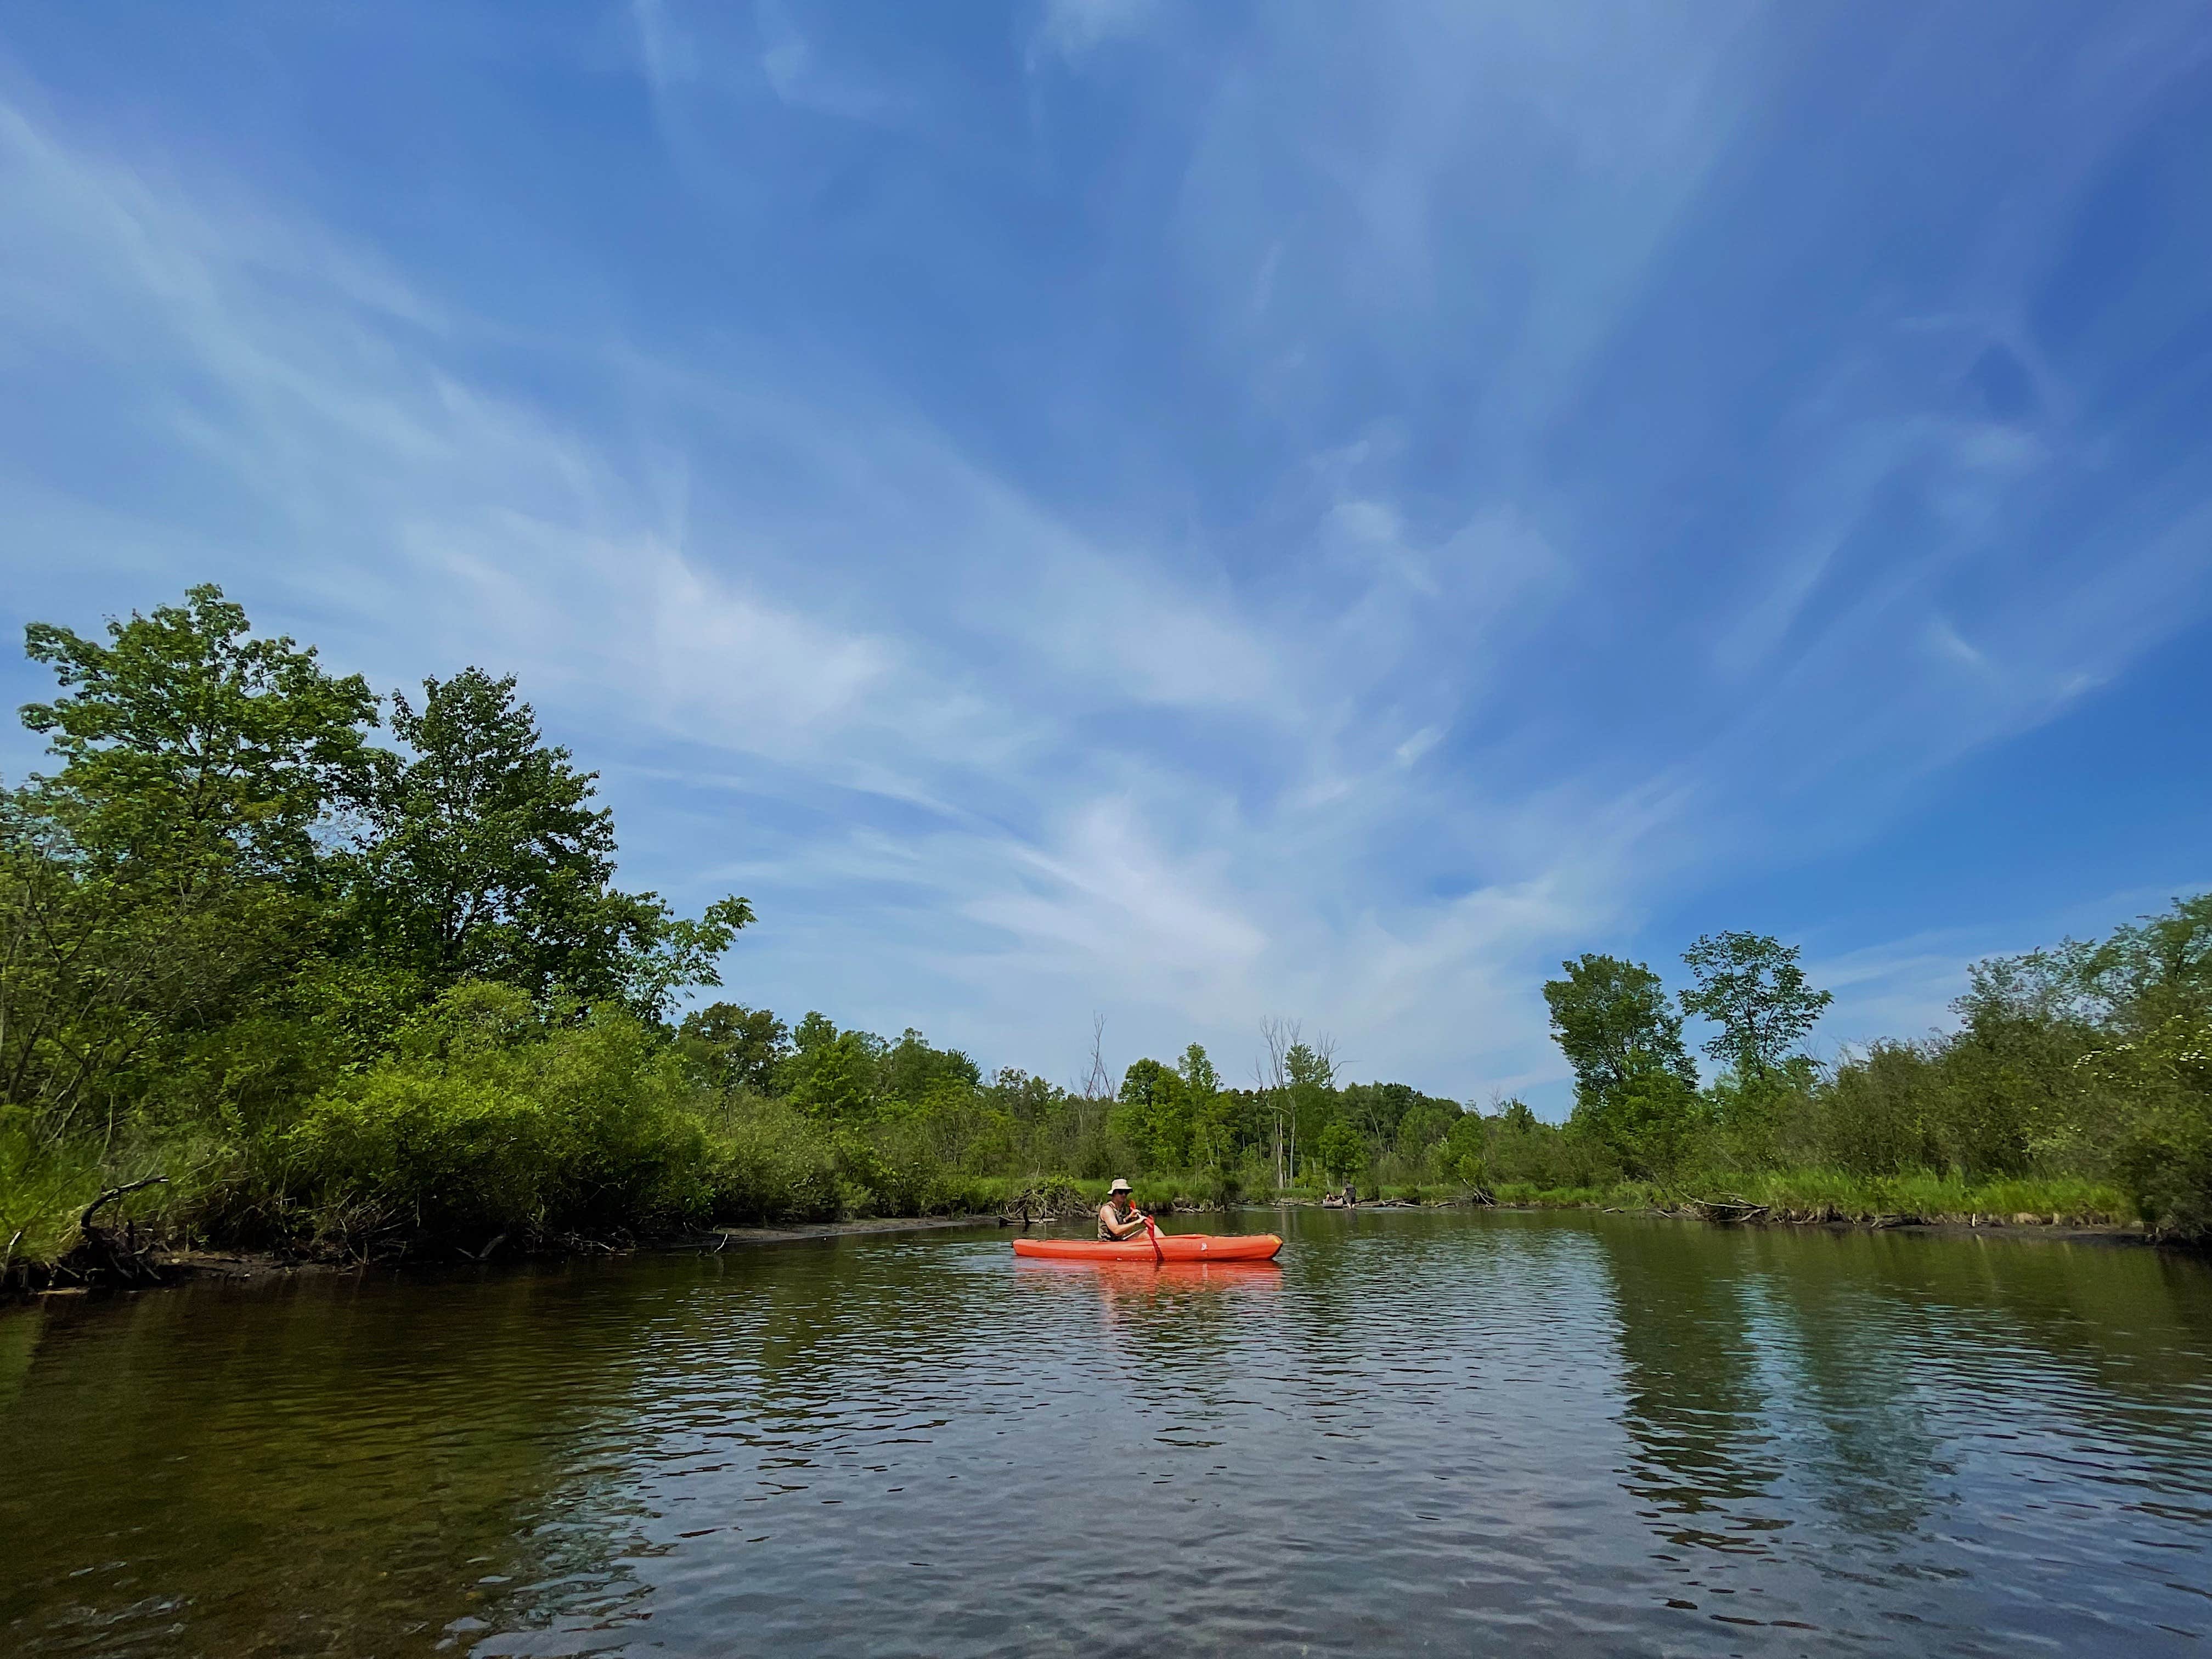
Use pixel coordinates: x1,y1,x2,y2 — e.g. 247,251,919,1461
1031,0,1158,66
7,0,2212,1110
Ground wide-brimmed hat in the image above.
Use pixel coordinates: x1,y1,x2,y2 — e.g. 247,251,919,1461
1109,1177,1133,1193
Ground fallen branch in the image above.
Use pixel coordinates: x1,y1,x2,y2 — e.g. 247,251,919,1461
1687,1194,1770,1225
78,1174,170,1234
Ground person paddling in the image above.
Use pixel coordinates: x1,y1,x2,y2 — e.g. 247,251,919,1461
1098,1178,1150,1240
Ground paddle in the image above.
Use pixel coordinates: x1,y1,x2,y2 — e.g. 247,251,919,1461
1142,1210,1164,1265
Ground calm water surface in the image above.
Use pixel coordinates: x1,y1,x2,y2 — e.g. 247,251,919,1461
4,1209,2210,1657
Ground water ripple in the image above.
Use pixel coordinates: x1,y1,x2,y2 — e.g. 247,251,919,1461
2,1211,2209,1656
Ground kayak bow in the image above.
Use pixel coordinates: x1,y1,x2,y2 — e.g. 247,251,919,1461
1012,1233,1282,1263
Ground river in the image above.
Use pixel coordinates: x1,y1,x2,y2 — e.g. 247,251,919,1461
3,1209,2209,1656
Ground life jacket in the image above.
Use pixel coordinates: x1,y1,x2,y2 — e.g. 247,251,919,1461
1099,1201,1135,1240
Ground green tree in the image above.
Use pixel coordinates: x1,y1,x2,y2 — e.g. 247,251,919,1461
1393,1094,1462,1163
781,1013,883,1121
2079,896,2212,1032
1284,1039,1338,1178
354,668,749,1013
1543,953,1697,1102
20,584,378,881
1571,1057,1703,1180
677,1003,792,1095
5,588,379,1138
1678,932,1832,1085
1177,1043,1233,1167
879,1027,981,1108
1177,1042,1220,1098
1314,1119,1365,1183
1114,1058,1191,1169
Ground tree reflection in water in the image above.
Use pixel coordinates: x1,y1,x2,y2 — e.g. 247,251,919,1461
1592,1221,1787,1553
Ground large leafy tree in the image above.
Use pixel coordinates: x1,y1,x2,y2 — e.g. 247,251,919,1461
1284,1039,1338,1171
353,668,749,1012
1570,1058,1702,1179
1314,1119,1365,1183
1543,953,1698,1104
1115,1057,1191,1169
1678,932,1832,1084
20,584,378,879
879,1027,981,1107
5,588,380,1136
677,1003,792,1096
782,1012,884,1120
1177,1042,1237,1168
2083,895,2212,1029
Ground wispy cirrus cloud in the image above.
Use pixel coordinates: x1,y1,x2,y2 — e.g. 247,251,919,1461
4,2,2211,1109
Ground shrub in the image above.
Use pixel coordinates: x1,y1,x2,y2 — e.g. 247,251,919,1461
284,988,710,1245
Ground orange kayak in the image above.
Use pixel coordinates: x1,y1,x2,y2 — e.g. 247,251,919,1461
1012,1233,1282,1263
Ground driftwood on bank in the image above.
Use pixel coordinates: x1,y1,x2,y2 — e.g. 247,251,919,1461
41,1174,179,1290
1686,1194,1771,1225
998,1178,1090,1227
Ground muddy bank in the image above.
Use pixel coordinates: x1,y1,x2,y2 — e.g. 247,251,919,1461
4,1214,1002,1306
1276,1193,2156,1243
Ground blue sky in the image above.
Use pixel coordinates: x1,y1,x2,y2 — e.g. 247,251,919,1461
3,2,2209,1110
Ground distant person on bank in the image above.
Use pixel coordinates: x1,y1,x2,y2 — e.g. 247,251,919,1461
1098,1178,1150,1240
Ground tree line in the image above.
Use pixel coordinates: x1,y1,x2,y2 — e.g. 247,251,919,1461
3,588,2207,1283
1515,907,2210,1240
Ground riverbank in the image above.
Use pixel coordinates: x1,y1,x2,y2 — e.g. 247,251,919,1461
7,1213,1007,1305
4,1173,2166,1309
1235,1169,2141,1231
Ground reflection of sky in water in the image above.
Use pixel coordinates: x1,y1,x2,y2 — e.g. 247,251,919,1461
3,1213,2209,1657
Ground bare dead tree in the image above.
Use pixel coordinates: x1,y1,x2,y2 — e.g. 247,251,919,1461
1259,1016,1299,1190
1071,1011,1114,1142
1083,1012,1113,1098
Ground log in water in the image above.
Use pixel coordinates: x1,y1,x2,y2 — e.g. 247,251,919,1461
2,1207,2209,1656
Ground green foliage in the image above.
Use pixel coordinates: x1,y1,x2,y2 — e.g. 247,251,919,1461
678,1003,792,1095
1440,1111,1488,1186
285,988,713,1243
1113,1058,1193,1169
1570,1059,1704,1180
1314,1119,1366,1181
2,589,765,1273
21,584,377,881
782,1013,885,1120
879,1026,982,1107
703,1107,838,1225
351,668,752,1017
1544,953,1698,1102
1679,932,1832,1085
2083,1009,2212,1241
3,588,377,1146
0,1114,110,1273
0,794,304,1139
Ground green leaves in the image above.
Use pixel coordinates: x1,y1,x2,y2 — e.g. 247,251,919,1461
1314,1119,1365,1181
21,584,377,882
4,589,752,1173
1679,932,1832,1085
677,1003,793,1096
1543,953,1699,1104
350,667,751,1014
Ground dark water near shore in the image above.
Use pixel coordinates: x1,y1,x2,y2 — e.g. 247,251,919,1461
4,1211,2211,1657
